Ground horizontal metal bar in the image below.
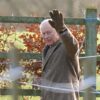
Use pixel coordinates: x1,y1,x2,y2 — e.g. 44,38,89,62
0,16,44,24
0,52,100,61
0,89,41,96
0,89,100,97
0,16,85,25
65,18,85,25
0,16,100,25
0,52,42,60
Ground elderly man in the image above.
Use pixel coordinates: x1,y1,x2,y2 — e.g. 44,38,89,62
39,9,81,100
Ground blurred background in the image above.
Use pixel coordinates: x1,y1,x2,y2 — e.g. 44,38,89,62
0,1,100,100
0,0,100,17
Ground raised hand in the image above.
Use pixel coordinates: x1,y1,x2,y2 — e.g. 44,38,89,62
49,9,66,33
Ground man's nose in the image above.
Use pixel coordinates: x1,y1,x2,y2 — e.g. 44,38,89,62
43,33,50,39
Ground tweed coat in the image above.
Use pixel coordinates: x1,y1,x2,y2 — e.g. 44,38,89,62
40,30,81,100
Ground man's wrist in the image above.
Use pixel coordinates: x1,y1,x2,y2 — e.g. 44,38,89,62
59,28,68,35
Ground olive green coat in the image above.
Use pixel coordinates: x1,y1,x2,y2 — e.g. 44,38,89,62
41,30,81,100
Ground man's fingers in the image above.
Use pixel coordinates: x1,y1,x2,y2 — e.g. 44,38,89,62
49,9,60,21
53,10,60,21
59,13,63,21
49,9,64,32
53,9,59,16
49,11,56,20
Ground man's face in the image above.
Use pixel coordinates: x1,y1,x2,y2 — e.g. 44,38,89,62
40,22,59,46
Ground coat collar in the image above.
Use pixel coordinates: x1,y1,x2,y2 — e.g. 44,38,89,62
42,40,61,70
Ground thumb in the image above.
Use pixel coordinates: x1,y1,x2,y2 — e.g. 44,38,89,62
48,20,56,29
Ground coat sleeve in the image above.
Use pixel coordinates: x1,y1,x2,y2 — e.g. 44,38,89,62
59,27,79,58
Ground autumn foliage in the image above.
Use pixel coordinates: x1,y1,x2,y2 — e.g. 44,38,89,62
0,23,100,89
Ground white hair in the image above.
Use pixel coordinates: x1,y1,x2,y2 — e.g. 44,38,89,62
39,19,52,33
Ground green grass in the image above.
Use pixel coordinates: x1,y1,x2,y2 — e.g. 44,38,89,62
97,74,100,90
0,97,99,100
0,94,99,100
0,96,40,100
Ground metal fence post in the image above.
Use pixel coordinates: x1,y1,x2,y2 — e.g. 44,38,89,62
83,8,97,100
8,47,20,100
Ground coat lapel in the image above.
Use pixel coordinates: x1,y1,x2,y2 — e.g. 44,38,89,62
42,41,61,70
